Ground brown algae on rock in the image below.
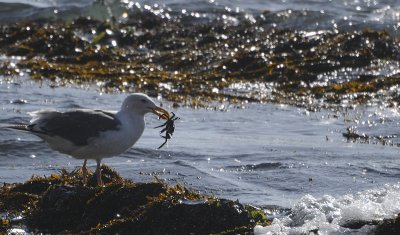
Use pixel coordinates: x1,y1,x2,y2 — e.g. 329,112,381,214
0,12,399,109
0,165,269,234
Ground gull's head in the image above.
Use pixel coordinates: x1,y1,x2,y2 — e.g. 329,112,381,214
121,93,169,119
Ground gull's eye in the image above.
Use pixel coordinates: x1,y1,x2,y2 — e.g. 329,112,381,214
141,99,147,103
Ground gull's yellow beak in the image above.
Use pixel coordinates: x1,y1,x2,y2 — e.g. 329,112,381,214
151,106,170,120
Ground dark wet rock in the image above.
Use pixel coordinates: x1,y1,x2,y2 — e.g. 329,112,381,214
373,214,400,235
97,199,254,235
27,185,95,233
341,219,379,229
10,99,28,104
342,127,369,142
0,165,269,234
340,214,400,234
0,189,37,214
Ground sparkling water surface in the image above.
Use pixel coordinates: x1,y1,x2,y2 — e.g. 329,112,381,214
1,75,400,208
0,0,399,34
1,0,400,233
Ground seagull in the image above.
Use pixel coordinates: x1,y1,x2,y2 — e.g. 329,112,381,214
4,93,170,186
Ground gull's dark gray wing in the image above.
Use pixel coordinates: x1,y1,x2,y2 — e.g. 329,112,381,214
30,110,121,146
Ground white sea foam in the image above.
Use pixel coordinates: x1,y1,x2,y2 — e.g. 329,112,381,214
255,183,400,235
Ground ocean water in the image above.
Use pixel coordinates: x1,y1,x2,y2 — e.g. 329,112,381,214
2,69,400,234
1,0,400,234
0,0,399,35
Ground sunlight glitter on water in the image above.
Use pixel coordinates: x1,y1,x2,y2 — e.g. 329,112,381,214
314,60,400,87
0,0,400,233
224,82,274,100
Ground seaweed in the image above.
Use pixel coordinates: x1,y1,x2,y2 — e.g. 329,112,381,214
0,13,399,109
0,165,270,234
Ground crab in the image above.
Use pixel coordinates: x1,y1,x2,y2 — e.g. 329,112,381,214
155,112,179,149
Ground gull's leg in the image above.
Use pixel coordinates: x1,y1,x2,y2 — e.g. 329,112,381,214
82,159,88,185
95,159,103,186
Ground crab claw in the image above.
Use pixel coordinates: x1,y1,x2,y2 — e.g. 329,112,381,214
151,106,170,120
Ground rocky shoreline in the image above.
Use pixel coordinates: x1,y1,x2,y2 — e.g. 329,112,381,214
1,166,400,234
1,5,400,234
0,165,269,234
0,9,399,110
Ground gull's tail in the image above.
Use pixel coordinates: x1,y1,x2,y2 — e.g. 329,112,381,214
0,123,30,131
1,123,47,136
